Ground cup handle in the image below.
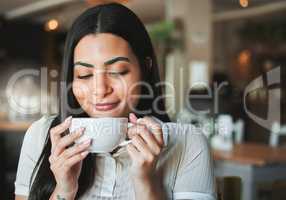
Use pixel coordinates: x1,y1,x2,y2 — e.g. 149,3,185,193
117,123,134,147
118,140,132,147
127,122,134,128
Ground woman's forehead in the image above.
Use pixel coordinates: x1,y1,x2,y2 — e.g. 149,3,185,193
73,33,138,67
75,34,131,56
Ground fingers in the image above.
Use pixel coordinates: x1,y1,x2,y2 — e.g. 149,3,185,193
127,114,164,160
131,135,155,162
51,139,91,166
139,130,161,156
50,150,89,173
61,139,91,160
128,124,161,155
127,115,164,147
50,116,72,153
126,143,141,161
65,151,89,168
53,127,85,157
137,117,164,147
127,123,140,139
49,139,91,171
52,116,72,135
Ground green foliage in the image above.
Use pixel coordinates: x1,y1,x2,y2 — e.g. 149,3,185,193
146,21,175,42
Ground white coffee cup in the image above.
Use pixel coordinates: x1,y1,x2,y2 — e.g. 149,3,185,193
69,117,133,153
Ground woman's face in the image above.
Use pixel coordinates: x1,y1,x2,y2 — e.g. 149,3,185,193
73,33,142,118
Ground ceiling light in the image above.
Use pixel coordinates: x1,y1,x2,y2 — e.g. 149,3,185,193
45,19,59,31
238,50,251,65
85,0,130,6
239,0,249,8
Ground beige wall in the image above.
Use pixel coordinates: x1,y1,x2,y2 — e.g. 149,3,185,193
165,0,213,119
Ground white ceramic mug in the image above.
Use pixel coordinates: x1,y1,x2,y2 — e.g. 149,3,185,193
69,117,133,153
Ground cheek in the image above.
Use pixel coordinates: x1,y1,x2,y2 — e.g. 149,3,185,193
72,81,90,101
121,76,141,104
127,85,141,108
112,72,141,96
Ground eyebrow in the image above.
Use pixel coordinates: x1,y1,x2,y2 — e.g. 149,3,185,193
74,57,130,68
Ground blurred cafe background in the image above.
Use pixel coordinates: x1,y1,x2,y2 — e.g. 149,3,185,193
0,0,285,199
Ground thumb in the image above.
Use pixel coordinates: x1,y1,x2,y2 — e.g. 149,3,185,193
129,113,138,124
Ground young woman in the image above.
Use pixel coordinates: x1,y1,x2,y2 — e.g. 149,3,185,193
15,3,216,200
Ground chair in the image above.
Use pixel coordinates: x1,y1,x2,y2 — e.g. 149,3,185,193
257,180,286,200
269,122,286,147
256,123,286,199
271,180,286,200
216,176,242,200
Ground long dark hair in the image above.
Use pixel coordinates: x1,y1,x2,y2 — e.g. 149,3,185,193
28,3,170,199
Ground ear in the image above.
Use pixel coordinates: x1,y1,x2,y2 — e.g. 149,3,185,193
145,56,152,70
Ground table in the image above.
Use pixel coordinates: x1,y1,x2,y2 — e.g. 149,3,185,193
213,143,286,200
0,121,31,132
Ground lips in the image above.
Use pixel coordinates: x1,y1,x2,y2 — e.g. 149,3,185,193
94,101,120,111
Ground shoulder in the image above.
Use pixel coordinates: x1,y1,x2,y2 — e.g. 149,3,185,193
161,122,212,175
22,115,57,150
26,114,57,136
30,114,57,128
15,115,57,196
165,123,216,197
150,116,210,157
164,122,209,153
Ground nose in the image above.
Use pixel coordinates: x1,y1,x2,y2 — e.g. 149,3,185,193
92,72,112,98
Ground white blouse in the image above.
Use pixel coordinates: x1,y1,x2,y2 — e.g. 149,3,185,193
15,115,216,200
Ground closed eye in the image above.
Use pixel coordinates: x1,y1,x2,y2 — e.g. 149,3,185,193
108,70,129,77
77,70,129,79
77,74,93,79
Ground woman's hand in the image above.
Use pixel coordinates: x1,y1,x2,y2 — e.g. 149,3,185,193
49,116,91,198
126,113,166,200
126,113,164,182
